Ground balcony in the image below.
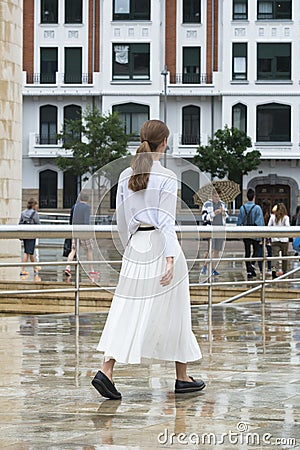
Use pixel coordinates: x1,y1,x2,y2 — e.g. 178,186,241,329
172,133,208,157
170,73,212,85
28,132,73,158
25,72,93,85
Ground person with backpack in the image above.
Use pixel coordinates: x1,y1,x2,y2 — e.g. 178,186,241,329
237,188,264,278
19,198,41,280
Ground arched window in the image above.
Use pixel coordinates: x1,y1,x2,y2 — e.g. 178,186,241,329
182,105,200,144
112,103,149,140
40,105,57,144
39,169,58,209
181,170,199,209
63,171,78,209
256,103,291,142
63,105,82,142
232,103,247,133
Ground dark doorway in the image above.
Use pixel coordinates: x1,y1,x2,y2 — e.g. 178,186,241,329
63,171,78,209
255,184,290,215
39,169,57,208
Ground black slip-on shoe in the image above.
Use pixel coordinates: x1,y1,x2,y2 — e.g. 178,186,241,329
91,370,122,400
175,376,206,394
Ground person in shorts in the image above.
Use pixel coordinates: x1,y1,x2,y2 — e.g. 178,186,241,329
64,193,97,282
19,198,41,280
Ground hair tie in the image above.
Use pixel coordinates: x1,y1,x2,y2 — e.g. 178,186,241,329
142,140,150,144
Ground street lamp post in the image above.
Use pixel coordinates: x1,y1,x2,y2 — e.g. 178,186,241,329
161,65,168,167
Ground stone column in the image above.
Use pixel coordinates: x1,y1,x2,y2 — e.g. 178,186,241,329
0,0,23,280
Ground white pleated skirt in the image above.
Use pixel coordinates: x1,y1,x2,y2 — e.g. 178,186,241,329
97,229,202,364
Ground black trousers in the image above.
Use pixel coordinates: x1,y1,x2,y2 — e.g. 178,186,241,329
243,238,260,273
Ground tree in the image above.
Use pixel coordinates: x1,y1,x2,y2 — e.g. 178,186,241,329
56,107,130,180
193,126,261,206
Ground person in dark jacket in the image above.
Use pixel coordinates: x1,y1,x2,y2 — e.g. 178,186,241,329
19,198,40,280
237,188,264,278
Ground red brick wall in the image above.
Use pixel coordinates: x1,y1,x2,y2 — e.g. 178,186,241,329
23,0,34,83
88,0,100,80
165,0,176,82
206,0,219,80
214,0,219,71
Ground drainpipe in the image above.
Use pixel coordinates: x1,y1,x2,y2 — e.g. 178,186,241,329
211,0,215,140
92,0,96,111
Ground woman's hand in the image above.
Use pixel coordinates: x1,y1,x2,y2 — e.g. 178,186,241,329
160,257,174,286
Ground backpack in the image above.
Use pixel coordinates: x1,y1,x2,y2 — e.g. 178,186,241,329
241,205,256,226
19,210,36,225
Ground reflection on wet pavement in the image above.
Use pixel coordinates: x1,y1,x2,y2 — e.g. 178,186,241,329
0,302,299,449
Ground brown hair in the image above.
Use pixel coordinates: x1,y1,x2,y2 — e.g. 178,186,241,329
27,198,38,209
273,202,288,224
262,199,271,225
128,120,169,192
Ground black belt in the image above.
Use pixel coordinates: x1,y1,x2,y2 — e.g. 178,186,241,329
138,226,156,231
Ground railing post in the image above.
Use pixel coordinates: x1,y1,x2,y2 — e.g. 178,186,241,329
208,236,213,353
75,238,80,316
260,237,266,304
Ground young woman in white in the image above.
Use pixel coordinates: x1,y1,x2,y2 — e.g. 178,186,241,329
268,203,290,276
92,120,204,399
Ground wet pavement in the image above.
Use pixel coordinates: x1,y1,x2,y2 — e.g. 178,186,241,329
0,302,299,449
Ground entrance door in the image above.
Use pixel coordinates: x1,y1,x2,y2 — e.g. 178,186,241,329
255,184,290,214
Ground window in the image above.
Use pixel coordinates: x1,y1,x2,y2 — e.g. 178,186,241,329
257,0,292,20
181,170,199,209
40,105,57,144
183,0,200,23
113,44,150,80
112,103,149,139
232,43,247,80
63,171,78,209
233,0,248,20
64,48,82,83
64,105,82,142
183,47,200,84
41,0,58,23
257,43,291,80
256,103,291,142
182,105,200,145
65,0,82,23
39,169,58,209
113,0,150,20
232,103,247,133
40,48,58,84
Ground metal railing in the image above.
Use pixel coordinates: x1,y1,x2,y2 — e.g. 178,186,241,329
0,225,300,316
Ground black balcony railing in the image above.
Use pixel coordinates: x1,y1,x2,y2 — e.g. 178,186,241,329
170,73,212,84
180,134,201,145
26,73,93,85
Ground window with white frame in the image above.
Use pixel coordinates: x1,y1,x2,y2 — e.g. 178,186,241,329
256,103,291,142
113,44,150,80
233,0,248,20
232,103,247,133
232,43,247,80
257,0,292,20
112,103,149,139
257,43,291,80
113,0,150,20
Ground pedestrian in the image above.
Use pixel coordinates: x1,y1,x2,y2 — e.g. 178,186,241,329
291,205,300,226
237,188,264,278
91,119,204,400
258,199,272,274
19,198,41,281
64,193,98,282
268,203,290,277
200,188,228,276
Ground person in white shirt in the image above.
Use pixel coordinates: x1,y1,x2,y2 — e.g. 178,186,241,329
268,203,290,276
92,119,204,399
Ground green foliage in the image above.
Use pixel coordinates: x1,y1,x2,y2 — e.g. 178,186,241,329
194,125,261,182
56,107,130,179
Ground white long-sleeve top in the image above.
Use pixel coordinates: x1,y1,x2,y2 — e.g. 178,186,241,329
268,214,290,242
116,160,178,257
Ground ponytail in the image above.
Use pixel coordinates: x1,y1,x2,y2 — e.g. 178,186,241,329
128,119,170,192
128,141,153,192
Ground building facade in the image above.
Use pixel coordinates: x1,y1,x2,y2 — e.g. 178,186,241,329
22,0,300,215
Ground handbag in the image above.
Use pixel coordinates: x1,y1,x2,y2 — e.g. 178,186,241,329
63,238,72,257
